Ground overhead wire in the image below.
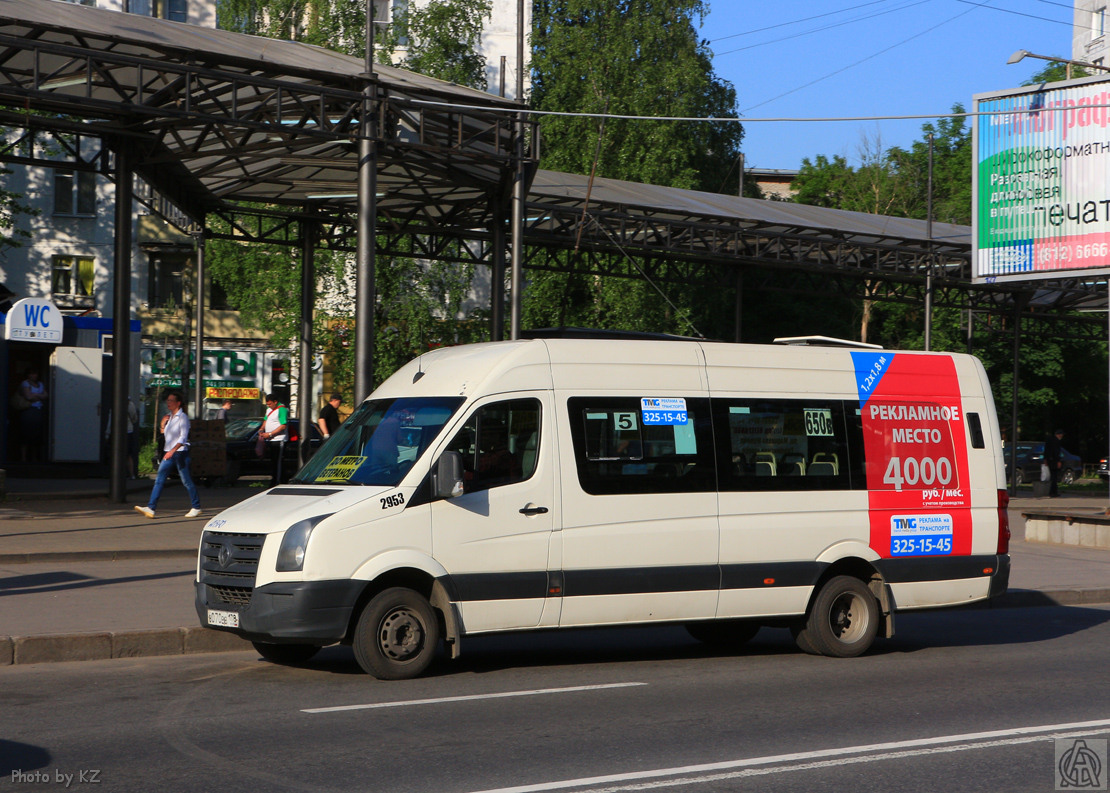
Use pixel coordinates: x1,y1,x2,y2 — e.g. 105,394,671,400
712,0,933,58
708,0,899,43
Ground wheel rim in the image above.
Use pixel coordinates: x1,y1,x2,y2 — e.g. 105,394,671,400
827,591,868,644
378,607,426,662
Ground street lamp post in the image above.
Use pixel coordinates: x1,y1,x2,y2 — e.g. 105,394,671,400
1007,49,1110,79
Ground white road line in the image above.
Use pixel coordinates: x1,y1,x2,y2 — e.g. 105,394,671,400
301,681,647,714
468,718,1110,793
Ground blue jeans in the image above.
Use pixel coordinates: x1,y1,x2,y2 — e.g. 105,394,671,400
148,449,201,510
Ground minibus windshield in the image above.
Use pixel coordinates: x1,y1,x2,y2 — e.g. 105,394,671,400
292,396,464,486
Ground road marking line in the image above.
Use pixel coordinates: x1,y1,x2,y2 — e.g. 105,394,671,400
468,718,1110,793
301,681,647,714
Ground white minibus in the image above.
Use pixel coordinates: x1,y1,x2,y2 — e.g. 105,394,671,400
195,336,1010,679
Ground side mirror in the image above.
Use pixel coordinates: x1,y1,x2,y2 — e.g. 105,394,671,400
432,451,465,499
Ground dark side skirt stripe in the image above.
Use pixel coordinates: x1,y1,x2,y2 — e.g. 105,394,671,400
445,555,1004,602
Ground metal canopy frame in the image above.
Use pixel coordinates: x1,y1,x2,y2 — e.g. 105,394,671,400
1,0,1105,327
0,0,528,235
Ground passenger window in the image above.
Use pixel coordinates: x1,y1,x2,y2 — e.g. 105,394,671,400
444,399,540,493
967,412,985,449
713,398,863,491
569,397,714,495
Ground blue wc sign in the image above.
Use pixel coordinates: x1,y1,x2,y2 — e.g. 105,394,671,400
5,298,63,343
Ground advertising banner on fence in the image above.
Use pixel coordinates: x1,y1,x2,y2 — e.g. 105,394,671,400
973,75,1110,283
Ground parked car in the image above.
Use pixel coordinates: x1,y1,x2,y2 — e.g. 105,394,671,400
1098,458,1108,480
221,417,322,484
1005,441,1083,486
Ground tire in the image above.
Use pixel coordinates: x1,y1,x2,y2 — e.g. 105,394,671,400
686,620,760,647
1061,468,1075,486
1013,468,1024,486
252,641,320,665
352,587,440,680
793,575,879,658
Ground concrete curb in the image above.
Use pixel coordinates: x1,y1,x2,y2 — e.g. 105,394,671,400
0,549,196,564
1,627,251,666
2,588,1107,667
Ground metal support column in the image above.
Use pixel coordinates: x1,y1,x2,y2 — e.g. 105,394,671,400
508,0,526,340
109,145,132,503
298,217,317,465
923,134,934,351
1008,293,1027,494
491,210,506,341
733,269,743,343
354,6,378,402
193,231,206,414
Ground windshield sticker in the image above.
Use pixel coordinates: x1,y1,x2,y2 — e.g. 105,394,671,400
317,455,367,482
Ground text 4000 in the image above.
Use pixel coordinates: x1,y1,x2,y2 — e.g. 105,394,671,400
882,456,953,491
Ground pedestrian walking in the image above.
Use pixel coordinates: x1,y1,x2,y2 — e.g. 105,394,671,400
1044,428,1065,498
134,391,202,518
260,392,289,486
317,393,342,440
215,399,232,420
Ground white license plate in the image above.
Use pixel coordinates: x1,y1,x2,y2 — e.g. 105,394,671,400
207,609,240,628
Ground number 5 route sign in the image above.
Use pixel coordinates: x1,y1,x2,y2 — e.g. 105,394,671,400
852,351,972,559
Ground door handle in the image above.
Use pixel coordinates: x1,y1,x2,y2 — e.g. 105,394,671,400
519,506,549,515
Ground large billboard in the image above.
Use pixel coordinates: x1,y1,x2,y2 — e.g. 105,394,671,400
973,75,1110,283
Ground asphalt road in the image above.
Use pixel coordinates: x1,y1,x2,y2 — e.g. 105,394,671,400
3,604,1109,793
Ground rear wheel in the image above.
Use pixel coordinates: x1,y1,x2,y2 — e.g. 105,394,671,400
251,642,319,665
685,620,760,647
1061,468,1075,486
793,575,879,658
352,587,440,679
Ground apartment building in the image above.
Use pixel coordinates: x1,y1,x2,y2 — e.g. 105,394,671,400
1073,0,1108,69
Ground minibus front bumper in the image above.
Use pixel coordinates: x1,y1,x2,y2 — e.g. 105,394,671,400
194,580,365,644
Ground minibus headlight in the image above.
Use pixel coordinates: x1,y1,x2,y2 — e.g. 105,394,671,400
276,516,329,572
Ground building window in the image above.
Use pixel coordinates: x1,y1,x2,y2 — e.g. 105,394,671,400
53,169,97,216
149,253,188,308
52,255,96,303
153,0,186,22
1095,7,1106,39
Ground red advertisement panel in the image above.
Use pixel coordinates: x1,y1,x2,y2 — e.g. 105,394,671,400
852,352,972,558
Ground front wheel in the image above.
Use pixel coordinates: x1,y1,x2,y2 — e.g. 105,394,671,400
793,575,879,658
1061,468,1075,486
352,587,441,680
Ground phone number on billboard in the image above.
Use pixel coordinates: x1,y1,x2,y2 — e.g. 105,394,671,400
1038,242,1110,264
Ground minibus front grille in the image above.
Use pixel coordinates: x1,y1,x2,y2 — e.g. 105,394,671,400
208,585,254,606
199,531,265,602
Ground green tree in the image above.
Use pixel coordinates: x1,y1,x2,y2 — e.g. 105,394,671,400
0,164,39,252
525,0,745,338
206,0,494,394
217,0,365,55
380,0,492,88
1022,61,1089,85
